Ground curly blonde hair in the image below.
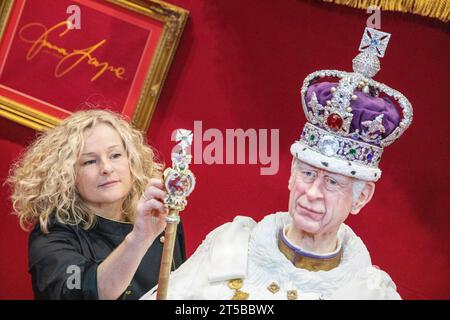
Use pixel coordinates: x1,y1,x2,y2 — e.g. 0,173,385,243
8,109,163,233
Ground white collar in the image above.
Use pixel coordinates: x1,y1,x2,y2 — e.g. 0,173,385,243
281,224,343,257
247,212,373,295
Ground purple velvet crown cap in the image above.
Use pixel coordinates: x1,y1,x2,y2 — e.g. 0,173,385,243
306,82,401,139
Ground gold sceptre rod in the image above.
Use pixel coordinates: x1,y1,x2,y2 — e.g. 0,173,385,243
157,129,195,300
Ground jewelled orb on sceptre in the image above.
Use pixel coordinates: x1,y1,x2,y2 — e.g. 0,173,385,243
163,129,196,212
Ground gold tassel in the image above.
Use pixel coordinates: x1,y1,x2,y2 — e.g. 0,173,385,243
320,0,450,22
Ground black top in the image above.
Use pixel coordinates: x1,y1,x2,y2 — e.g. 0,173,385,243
28,215,186,300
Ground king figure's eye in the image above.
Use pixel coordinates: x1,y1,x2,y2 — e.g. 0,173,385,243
327,177,338,185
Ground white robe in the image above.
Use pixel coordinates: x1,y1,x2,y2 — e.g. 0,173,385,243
141,212,401,300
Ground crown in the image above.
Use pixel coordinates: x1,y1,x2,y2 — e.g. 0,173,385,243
291,28,413,181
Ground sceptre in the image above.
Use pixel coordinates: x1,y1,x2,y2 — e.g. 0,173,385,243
156,129,196,300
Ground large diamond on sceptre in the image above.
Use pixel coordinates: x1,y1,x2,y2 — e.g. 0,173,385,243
157,129,196,300
164,129,195,211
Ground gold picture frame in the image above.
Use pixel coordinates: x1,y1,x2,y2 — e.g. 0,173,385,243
0,0,188,132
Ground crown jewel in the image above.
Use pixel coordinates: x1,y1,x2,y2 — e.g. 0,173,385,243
293,27,413,180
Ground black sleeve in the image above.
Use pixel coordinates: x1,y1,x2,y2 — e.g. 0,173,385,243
173,219,187,270
28,224,100,300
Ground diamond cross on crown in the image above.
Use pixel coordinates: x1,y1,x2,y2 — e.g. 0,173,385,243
358,27,391,58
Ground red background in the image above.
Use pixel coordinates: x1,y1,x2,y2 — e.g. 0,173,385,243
0,0,449,299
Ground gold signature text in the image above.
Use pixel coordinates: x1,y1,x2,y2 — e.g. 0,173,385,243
19,20,126,82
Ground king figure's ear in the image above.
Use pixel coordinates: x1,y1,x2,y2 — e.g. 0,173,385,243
351,182,376,215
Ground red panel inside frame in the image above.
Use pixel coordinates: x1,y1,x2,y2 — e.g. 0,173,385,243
0,0,163,119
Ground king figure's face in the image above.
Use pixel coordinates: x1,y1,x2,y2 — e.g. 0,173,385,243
288,159,355,236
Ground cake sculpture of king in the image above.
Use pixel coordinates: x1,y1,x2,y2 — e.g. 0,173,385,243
142,27,413,300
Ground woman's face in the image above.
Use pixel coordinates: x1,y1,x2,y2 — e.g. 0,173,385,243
75,123,132,214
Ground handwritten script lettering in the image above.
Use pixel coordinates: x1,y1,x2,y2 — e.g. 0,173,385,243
19,20,126,82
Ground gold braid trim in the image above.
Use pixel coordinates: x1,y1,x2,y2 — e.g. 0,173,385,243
320,0,450,22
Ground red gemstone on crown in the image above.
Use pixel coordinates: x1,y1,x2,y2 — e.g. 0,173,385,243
326,113,343,131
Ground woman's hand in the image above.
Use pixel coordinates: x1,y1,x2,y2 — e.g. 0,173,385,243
98,178,168,299
131,178,168,245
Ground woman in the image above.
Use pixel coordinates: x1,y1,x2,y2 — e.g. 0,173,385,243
8,109,186,299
